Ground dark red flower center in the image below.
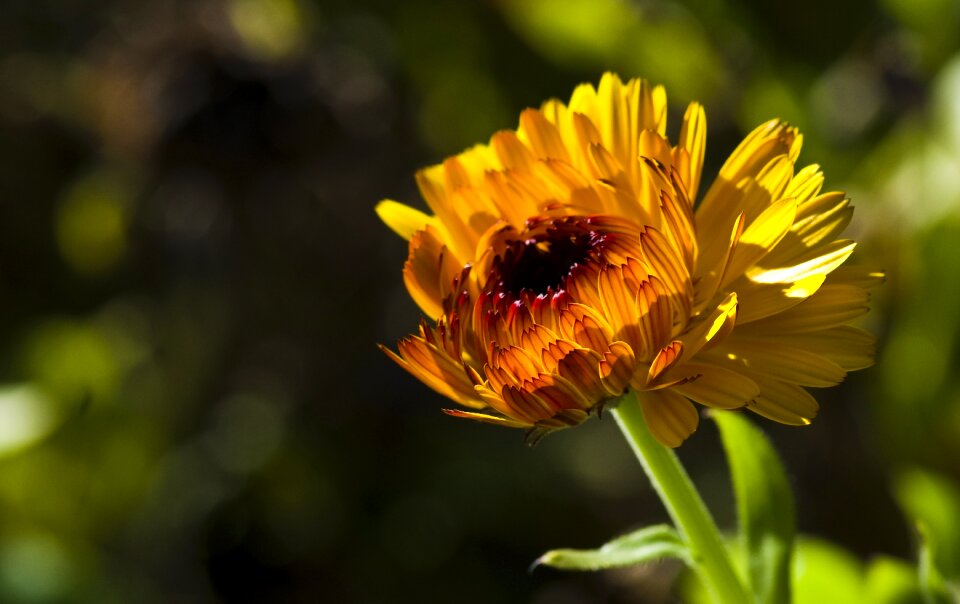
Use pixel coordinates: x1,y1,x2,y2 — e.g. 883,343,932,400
488,217,606,299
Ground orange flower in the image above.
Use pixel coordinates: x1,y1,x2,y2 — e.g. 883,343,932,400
378,73,880,446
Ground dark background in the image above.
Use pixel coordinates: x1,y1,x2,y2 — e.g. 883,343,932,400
1,0,959,602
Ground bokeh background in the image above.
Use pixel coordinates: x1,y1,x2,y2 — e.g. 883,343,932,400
1,0,959,602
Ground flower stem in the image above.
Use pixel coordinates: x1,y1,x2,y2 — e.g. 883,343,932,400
610,393,748,604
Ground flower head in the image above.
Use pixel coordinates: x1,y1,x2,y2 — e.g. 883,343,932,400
378,73,879,447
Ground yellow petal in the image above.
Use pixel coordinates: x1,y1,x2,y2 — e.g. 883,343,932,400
671,362,760,409
376,200,432,240
694,213,745,311
748,239,856,284
784,164,824,202
825,265,886,288
491,130,536,171
764,194,851,265
678,291,738,362
676,102,706,199
738,284,869,334
744,376,819,425
735,273,826,323
597,73,631,166
660,175,697,273
403,226,452,318
638,129,673,169
752,154,795,205
722,197,798,287
696,121,798,233
519,108,571,162
640,226,693,320
568,82,600,125
705,339,846,387
733,326,876,371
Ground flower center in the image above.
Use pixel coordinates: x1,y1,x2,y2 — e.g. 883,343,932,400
489,217,605,299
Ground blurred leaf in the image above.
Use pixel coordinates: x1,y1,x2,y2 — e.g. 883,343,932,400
0,385,58,458
55,170,129,276
23,319,119,407
879,0,960,70
793,537,863,604
498,0,725,101
917,523,955,604
894,468,960,580
713,411,794,604
533,524,689,571
864,556,924,604
228,0,309,60
738,74,808,135
0,533,74,602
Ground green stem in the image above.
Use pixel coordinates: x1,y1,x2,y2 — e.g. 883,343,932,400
610,392,749,604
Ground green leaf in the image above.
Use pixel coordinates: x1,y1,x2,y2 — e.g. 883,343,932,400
792,537,863,604
864,555,924,604
712,410,795,604
533,524,690,571
917,523,954,604
894,467,960,580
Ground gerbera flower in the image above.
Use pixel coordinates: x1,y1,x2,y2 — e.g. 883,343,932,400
378,73,879,447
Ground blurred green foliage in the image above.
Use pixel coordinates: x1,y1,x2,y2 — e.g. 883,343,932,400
0,0,958,601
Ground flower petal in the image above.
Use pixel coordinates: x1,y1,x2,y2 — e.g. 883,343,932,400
376,200,433,240
637,390,699,448
748,239,856,284
705,339,847,388
675,102,706,199
732,326,876,371
744,376,819,426
722,197,798,287
381,339,483,409
670,362,760,409
738,284,869,334
514,111,558,160
735,274,826,323
677,292,738,361
403,226,458,319
443,409,531,428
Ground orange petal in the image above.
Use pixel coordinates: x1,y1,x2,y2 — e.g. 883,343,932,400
637,390,699,448
443,408,531,428
381,339,482,409
647,340,683,384
599,341,636,395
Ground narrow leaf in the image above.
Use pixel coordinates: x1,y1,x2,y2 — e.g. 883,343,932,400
894,467,960,580
534,524,690,571
713,410,795,604
917,523,954,604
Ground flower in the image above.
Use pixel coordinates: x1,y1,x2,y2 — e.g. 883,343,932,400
378,73,880,447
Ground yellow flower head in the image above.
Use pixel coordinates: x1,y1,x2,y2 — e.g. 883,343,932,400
378,73,880,447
